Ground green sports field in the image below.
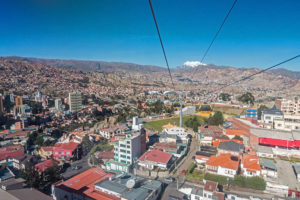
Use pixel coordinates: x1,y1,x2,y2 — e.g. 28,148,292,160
144,115,206,132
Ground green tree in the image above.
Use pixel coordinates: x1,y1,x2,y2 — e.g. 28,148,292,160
219,93,231,101
208,111,224,126
257,105,268,120
82,135,93,155
185,116,202,132
238,92,255,105
233,135,243,141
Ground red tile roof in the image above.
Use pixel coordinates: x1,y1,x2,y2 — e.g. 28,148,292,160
204,180,218,192
56,168,113,191
35,159,58,172
242,154,260,171
54,142,79,152
206,153,240,170
225,129,243,136
97,151,114,160
0,145,24,160
138,150,172,164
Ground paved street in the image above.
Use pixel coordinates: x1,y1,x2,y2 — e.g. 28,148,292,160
61,155,91,179
172,137,198,177
276,158,300,190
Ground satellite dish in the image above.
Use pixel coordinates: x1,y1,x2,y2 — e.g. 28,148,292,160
126,179,136,189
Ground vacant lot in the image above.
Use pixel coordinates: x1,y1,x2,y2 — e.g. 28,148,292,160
144,115,206,131
212,104,246,116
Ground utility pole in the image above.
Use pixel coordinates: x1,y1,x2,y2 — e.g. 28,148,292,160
179,92,183,127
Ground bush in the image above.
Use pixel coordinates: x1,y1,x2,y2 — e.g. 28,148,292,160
187,162,196,173
204,173,228,185
231,175,266,191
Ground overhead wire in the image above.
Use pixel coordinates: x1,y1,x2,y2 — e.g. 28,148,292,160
204,54,300,100
148,0,175,89
200,0,238,62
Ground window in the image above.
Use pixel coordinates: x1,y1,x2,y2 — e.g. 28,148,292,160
127,141,130,144
67,152,71,155
127,145,130,149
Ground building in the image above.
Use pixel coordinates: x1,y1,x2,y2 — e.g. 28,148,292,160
261,109,284,129
35,159,58,174
137,149,173,170
163,126,189,144
15,96,23,107
275,97,300,115
99,125,129,139
11,154,33,170
53,142,79,162
52,168,115,200
251,128,300,149
0,177,53,200
241,154,261,177
55,98,62,111
198,125,223,146
186,181,225,200
14,120,28,130
205,153,240,178
245,108,258,120
132,116,144,131
69,92,82,113
39,146,54,160
106,129,146,172
274,114,300,131
52,168,162,200
175,106,196,115
0,145,24,162
260,158,277,178
217,140,244,156
195,151,212,164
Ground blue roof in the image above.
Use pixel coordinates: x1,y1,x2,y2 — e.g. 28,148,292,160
122,187,149,200
95,180,127,194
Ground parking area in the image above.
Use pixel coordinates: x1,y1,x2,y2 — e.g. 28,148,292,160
276,158,300,190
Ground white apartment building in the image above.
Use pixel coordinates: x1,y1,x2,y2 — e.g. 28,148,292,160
276,97,300,115
261,109,283,129
55,98,62,111
68,92,82,113
274,114,300,131
106,129,146,173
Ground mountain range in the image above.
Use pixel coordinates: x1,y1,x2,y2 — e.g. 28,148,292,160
3,56,300,79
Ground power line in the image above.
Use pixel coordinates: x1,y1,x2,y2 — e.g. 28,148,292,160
201,0,238,63
148,0,175,89
205,54,300,99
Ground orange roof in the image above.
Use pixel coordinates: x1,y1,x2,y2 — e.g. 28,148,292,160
225,129,243,136
57,168,113,191
83,186,120,200
206,153,240,170
242,154,260,171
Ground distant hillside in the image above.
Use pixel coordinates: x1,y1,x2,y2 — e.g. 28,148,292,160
270,68,300,79
2,56,165,73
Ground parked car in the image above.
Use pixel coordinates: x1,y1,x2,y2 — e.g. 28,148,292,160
72,165,81,170
181,169,186,175
164,177,174,183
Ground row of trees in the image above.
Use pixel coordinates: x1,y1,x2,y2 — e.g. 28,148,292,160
184,111,224,132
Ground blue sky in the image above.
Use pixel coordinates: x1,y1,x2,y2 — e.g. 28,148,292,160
0,0,300,70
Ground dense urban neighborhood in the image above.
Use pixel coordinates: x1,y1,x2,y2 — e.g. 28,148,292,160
1,57,300,199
